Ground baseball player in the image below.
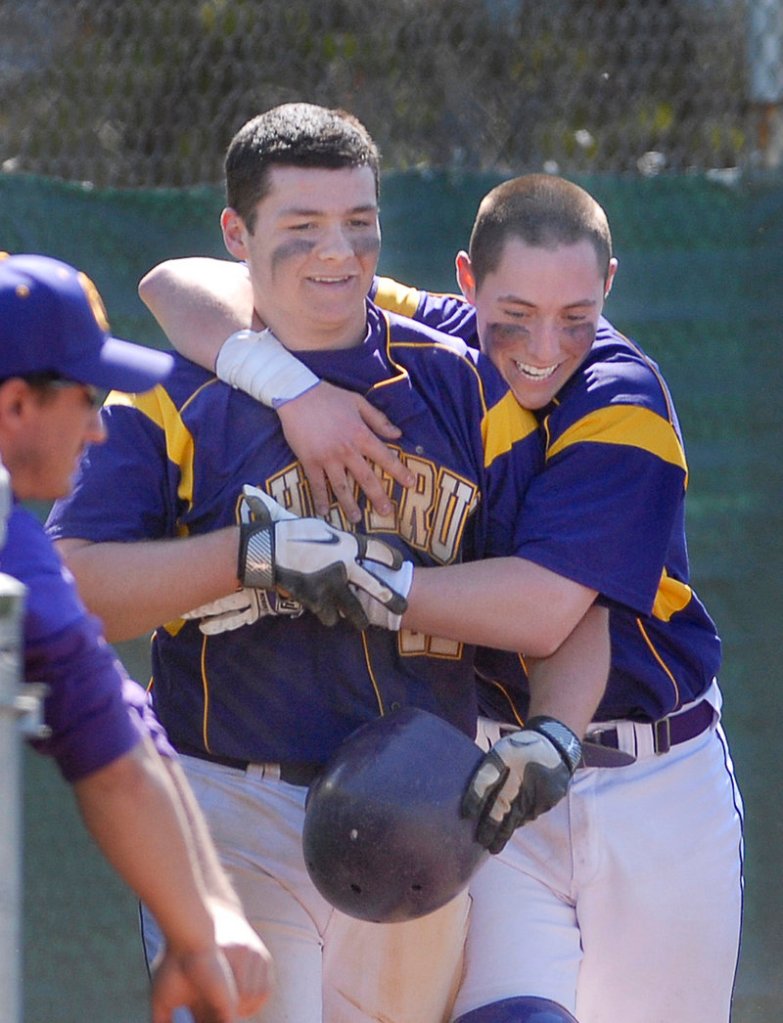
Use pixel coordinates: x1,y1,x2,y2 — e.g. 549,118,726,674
0,253,273,1022
47,105,612,1023
142,175,744,1023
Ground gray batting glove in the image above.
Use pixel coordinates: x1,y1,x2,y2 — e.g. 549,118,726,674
462,716,582,854
237,490,409,630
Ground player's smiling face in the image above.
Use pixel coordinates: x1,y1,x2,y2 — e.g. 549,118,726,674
222,165,380,351
458,237,616,410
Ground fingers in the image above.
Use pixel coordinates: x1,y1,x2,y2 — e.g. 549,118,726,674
461,753,506,819
229,945,274,1019
314,445,409,523
355,534,404,570
461,753,515,853
277,382,415,522
348,562,408,614
242,493,273,527
241,486,294,524
341,427,416,503
150,948,236,1023
183,590,251,619
312,585,368,630
334,592,370,631
355,393,402,440
300,460,336,520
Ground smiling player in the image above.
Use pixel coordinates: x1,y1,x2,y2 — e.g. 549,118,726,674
138,172,745,1023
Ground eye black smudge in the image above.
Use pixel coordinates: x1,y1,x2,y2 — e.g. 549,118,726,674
271,238,316,273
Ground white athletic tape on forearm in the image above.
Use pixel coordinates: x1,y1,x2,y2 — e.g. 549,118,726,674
216,328,320,408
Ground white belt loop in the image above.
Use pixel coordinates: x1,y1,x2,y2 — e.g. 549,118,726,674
613,720,640,758
247,762,282,781
475,716,503,752
631,721,657,759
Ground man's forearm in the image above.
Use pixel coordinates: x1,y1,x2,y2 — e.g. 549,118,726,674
525,603,610,738
162,758,240,908
74,739,216,953
55,529,241,642
403,557,597,659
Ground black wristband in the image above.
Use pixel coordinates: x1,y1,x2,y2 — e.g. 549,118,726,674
526,716,583,774
238,521,275,589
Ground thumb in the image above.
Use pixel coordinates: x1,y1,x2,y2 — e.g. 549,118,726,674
241,485,297,524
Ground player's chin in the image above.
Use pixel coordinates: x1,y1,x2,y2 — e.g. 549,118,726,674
505,376,560,411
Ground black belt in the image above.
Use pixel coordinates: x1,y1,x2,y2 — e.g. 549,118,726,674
581,699,714,767
181,748,322,787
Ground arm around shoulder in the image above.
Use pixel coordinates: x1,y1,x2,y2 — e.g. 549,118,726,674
138,256,255,371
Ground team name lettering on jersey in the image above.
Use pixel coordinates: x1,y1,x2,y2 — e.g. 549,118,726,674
265,449,478,566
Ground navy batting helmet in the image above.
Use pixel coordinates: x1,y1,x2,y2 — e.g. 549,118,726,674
302,706,488,923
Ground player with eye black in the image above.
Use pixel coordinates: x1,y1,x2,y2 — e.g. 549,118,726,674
139,173,744,1023
47,106,612,1023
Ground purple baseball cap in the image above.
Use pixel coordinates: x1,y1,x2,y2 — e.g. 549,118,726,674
0,253,173,393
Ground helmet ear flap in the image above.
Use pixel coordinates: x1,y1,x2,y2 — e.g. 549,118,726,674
303,707,488,923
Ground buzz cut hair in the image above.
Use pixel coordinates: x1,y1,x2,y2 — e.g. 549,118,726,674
468,174,614,286
225,102,381,232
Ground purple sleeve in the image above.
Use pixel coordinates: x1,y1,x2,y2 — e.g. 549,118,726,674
1,506,174,781
121,676,177,761
512,434,684,614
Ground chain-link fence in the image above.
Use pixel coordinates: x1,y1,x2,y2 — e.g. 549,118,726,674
2,0,782,187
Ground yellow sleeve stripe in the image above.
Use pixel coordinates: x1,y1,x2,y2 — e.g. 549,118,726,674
547,404,688,480
106,385,199,516
373,276,423,317
482,390,539,468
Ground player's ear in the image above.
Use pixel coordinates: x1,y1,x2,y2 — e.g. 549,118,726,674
0,378,34,431
455,251,477,305
604,257,619,300
221,207,249,260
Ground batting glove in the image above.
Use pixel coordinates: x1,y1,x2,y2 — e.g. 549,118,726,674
182,487,304,634
237,488,409,631
462,716,582,854
349,558,414,630
181,587,303,635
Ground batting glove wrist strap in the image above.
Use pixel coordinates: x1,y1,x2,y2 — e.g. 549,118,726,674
238,520,275,589
525,716,583,775
217,328,320,408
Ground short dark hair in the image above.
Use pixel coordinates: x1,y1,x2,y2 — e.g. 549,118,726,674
225,103,381,231
468,174,613,286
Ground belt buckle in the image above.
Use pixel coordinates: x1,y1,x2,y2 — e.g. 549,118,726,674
653,716,671,754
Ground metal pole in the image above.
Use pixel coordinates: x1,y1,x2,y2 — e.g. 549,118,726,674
0,574,28,1023
748,0,783,169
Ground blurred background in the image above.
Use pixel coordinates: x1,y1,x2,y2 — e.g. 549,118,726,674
1,1,781,1020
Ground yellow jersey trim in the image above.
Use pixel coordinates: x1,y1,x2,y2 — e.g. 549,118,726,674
547,404,688,482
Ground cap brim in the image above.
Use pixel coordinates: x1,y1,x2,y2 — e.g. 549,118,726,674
67,336,174,394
